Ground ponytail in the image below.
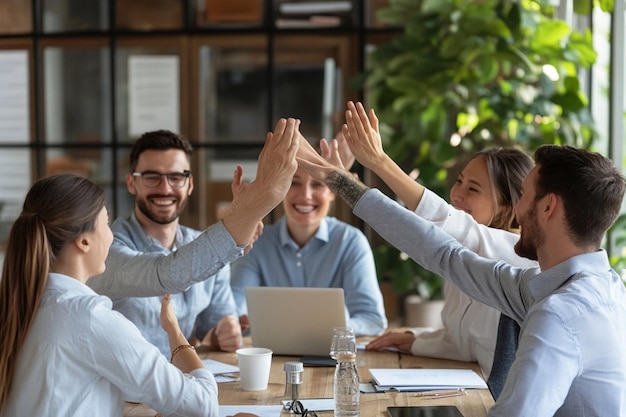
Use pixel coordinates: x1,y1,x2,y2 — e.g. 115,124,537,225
0,214,51,408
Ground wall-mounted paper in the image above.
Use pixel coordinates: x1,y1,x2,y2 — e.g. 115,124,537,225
0,149,31,226
128,55,180,137
0,50,29,143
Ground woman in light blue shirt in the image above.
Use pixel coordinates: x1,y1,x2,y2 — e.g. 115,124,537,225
231,167,387,336
0,174,218,417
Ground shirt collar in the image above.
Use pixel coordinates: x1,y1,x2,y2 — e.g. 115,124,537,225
47,272,97,295
278,216,330,248
526,249,612,301
127,211,183,251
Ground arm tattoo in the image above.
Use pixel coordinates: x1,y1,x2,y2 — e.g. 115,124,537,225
326,171,369,209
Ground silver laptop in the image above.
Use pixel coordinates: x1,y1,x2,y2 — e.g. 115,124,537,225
245,286,347,357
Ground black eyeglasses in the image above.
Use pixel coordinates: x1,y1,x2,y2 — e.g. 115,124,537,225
285,400,318,417
132,170,191,188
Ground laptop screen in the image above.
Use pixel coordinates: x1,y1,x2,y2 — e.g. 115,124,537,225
245,287,347,357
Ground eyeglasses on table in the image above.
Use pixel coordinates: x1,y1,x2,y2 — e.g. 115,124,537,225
284,400,319,417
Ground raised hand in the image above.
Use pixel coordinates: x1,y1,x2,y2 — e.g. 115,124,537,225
159,294,180,336
297,134,368,209
343,101,426,211
321,129,355,170
231,165,246,199
221,118,299,246
343,101,388,170
296,134,344,181
229,166,264,253
320,138,347,170
254,118,300,201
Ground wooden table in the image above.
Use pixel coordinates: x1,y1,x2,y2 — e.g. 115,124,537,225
124,342,494,417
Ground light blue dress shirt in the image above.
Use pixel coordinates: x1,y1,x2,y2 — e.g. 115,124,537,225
231,216,387,336
0,273,218,417
354,189,626,417
87,213,239,356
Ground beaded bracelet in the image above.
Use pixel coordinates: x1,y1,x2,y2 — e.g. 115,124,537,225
170,344,196,363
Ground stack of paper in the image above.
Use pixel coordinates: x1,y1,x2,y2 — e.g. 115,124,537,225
368,368,488,392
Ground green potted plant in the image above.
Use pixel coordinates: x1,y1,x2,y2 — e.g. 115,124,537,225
361,0,607,320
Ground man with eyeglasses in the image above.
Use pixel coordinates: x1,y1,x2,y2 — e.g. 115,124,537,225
88,121,300,355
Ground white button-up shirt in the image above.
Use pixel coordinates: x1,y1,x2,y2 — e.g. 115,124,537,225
1,273,218,417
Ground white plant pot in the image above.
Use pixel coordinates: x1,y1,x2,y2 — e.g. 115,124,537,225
403,295,444,329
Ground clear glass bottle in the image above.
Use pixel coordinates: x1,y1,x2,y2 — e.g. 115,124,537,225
334,352,360,417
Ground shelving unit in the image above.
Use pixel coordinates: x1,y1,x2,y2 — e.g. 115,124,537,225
0,0,401,244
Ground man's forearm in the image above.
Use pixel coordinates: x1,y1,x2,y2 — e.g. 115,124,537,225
326,170,370,208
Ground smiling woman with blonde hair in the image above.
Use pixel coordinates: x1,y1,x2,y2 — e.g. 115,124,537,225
337,101,536,400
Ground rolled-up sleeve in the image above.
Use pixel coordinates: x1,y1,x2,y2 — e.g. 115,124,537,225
89,302,219,417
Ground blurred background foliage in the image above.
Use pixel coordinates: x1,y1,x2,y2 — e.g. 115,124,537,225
362,0,616,298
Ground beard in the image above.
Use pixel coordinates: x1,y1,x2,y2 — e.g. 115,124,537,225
514,203,544,261
136,193,188,225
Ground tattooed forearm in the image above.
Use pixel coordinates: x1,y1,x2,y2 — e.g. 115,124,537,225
326,171,369,209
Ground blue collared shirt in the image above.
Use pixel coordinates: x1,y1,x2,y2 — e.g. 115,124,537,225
355,189,626,417
87,213,239,356
0,273,218,417
230,216,387,336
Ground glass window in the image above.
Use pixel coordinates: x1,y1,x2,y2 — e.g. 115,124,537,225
197,0,264,27
116,0,183,30
45,147,116,215
588,8,611,156
201,146,261,226
42,43,112,146
197,36,269,159
42,0,108,32
0,49,31,143
273,35,352,143
0,0,32,34
114,148,135,221
0,148,32,246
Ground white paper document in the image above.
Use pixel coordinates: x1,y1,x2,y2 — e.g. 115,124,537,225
0,50,30,143
279,1,352,14
281,398,335,411
219,405,282,417
369,368,488,392
202,358,239,383
128,55,180,137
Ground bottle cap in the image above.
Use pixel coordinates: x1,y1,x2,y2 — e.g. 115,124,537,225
284,361,304,373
